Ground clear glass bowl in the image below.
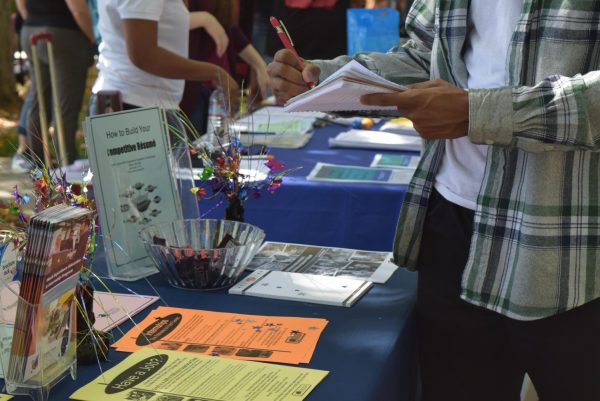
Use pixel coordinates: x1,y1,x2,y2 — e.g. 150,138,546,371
139,219,265,290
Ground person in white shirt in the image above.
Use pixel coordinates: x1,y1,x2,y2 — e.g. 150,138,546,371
92,0,238,113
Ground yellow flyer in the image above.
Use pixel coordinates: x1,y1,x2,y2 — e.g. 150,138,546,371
0,394,13,400
112,306,328,364
70,348,328,401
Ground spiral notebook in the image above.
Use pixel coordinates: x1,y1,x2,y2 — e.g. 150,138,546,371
284,60,407,112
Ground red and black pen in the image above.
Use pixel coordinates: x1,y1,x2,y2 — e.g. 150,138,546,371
269,16,316,89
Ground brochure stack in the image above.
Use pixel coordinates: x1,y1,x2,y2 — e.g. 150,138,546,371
0,205,92,401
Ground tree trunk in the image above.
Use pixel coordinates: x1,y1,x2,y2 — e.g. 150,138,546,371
0,7,18,111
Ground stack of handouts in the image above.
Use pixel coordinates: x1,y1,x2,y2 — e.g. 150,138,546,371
329,128,422,152
112,306,328,364
231,106,324,148
8,205,92,383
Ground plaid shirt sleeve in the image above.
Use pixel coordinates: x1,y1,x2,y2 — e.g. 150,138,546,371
470,71,600,152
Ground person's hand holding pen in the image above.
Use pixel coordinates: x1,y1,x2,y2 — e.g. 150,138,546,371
267,49,321,105
267,17,320,105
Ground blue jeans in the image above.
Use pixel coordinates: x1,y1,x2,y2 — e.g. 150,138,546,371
17,87,34,137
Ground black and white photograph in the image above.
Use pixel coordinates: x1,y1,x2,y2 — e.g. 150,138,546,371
247,242,397,283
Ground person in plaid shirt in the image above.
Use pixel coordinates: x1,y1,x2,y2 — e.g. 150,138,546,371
268,1,600,400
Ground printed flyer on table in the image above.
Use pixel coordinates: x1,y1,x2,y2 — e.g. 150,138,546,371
70,348,328,401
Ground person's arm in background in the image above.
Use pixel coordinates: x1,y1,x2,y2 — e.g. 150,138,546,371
226,24,269,100
267,0,434,104
15,0,28,19
122,18,239,111
238,43,269,98
189,11,229,57
65,0,95,43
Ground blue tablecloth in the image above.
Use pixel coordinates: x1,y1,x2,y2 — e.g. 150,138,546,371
4,123,420,401
201,124,416,252
4,267,417,401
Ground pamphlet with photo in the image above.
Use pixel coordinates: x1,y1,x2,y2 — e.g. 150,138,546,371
7,205,92,383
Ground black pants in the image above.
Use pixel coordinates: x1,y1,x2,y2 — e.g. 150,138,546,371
416,188,600,401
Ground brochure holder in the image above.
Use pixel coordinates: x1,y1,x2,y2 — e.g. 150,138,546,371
0,279,77,401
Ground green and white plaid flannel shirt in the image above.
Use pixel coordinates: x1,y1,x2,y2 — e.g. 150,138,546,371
315,0,600,320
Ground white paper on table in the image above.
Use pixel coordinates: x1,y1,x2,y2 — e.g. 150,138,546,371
237,131,314,149
232,106,327,131
229,269,373,307
0,282,158,332
229,106,316,148
231,115,315,135
93,291,160,331
248,106,330,120
329,129,422,152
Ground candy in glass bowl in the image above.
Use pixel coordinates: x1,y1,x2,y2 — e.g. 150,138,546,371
139,219,265,290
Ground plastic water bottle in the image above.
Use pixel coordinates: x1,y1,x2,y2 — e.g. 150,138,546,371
206,88,227,148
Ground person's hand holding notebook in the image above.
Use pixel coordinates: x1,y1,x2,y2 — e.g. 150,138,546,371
282,60,407,112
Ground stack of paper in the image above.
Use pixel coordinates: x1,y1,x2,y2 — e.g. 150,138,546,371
112,306,328,365
8,205,92,382
232,106,319,148
236,131,313,149
230,270,373,307
284,60,407,112
329,128,422,152
233,106,329,128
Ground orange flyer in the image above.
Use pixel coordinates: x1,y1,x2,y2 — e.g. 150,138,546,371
112,306,328,364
